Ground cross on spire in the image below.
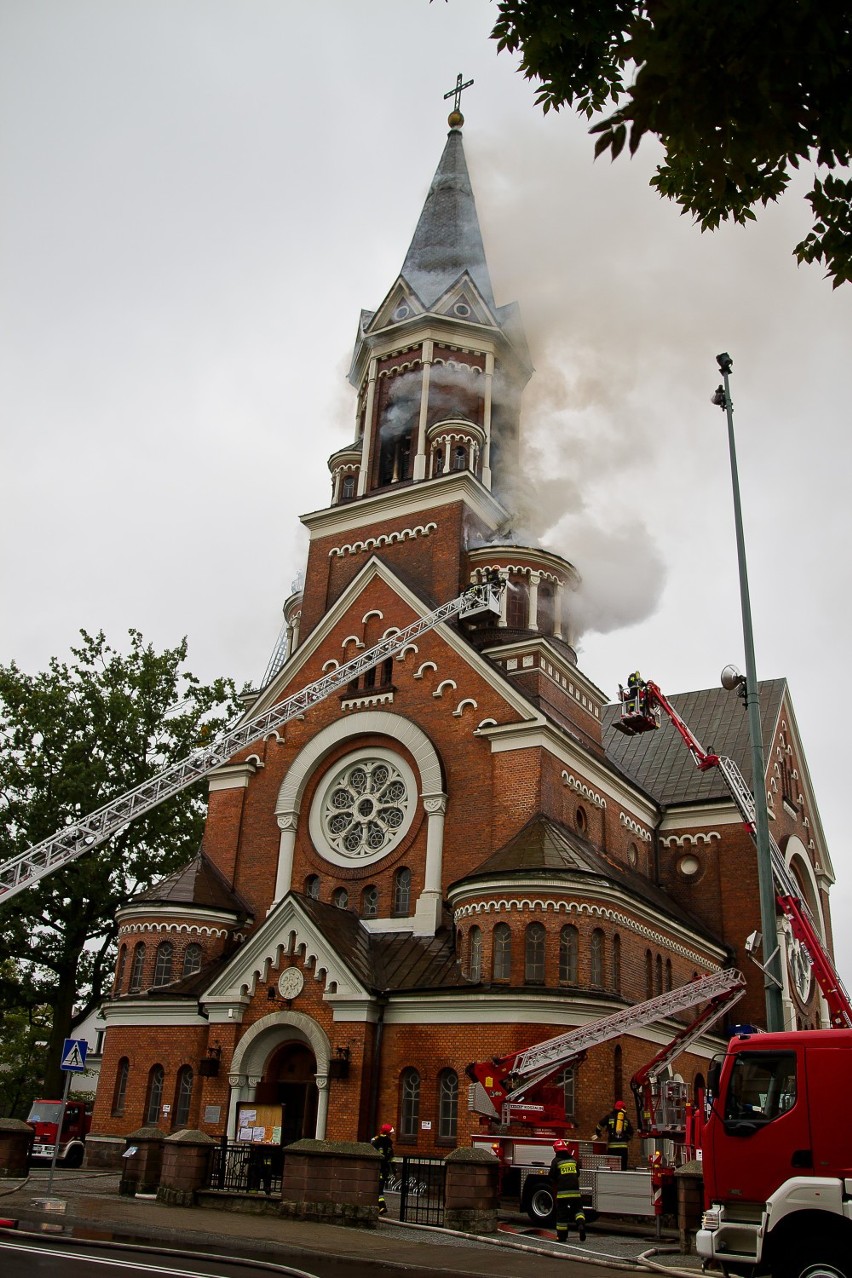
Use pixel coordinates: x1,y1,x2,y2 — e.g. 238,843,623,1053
444,72,474,123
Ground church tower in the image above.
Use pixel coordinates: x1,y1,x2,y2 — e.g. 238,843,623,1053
91,102,836,1167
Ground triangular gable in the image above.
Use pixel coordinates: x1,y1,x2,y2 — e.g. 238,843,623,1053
245,554,543,730
430,271,497,328
364,276,426,334
201,892,371,1007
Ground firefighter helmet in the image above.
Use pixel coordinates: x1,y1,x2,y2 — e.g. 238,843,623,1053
553,1139,569,1152
614,1100,626,1111
380,1123,394,1135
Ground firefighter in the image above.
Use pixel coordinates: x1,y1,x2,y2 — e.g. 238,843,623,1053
596,1100,634,1169
625,671,645,715
549,1138,586,1243
371,1122,395,1215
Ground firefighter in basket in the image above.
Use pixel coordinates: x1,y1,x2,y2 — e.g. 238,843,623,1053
549,1139,586,1243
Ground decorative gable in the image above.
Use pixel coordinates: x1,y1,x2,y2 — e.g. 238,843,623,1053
365,277,426,334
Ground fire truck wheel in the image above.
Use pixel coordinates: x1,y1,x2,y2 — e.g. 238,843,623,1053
64,1144,84,1168
774,1238,850,1278
526,1186,555,1225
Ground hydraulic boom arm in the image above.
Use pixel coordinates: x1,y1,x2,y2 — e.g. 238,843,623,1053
0,580,502,904
616,677,852,1028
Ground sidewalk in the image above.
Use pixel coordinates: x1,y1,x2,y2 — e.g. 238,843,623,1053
0,1169,702,1277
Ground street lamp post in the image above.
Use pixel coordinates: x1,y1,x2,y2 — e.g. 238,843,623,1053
712,353,785,1033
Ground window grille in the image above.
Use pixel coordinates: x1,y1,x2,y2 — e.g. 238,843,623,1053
525,922,546,983
129,943,146,993
559,925,578,983
492,922,512,980
174,1066,193,1127
400,1067,420,1139
145,1065,165,1125
182,944,202,978
153,941,174,987
438,1070,458,1140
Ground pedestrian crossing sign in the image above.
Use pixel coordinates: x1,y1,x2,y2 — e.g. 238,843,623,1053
60,1038,88,1072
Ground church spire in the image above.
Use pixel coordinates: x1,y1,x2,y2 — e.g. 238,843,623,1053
400,122,495,311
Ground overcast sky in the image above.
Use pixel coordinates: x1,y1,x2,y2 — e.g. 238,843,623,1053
3,2,851,986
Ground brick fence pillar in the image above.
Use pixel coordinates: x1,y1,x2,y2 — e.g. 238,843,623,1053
444,1147,498,1234
675,1159,705,1253
0,1119,33,1178
156,1130,216,1207
280,1139,380,1227
119,1127,165,1197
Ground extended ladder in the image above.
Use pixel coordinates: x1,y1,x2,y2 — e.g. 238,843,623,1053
0,580,502,904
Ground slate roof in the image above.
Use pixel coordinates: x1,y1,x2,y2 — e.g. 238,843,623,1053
400,127,495,311
453,816,725,949
602,679,787,808
134,850,251,918
294,893,470,994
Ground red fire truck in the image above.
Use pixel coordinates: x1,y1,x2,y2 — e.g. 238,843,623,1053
27,1097,92,1167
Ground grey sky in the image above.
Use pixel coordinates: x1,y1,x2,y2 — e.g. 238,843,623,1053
3,2,851,984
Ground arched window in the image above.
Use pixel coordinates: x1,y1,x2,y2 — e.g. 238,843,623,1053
433,449,444,476
556,1066,576,1120
614,1045,624,1103
400,1067,420,1141
362,885,379,918
129,943,146,993
469,926,482,981
182,944,202,978
655,953,663,995
114,945,127,994
304,874,320,900
537,583,555,635
153,941,174,987
611,934,622,992
665,957,673,992
492,923,512,981
525,922,546,983
438,1069,459,1141
590,928,605,987
453,444,467,471
381,657,394,686
111,1057,129,1116
393,867,411,915
506,576,529,629
645,949,654,999
341,474,355,501
145,1064,165,1125
173,1066,193,1127
332,887,349,910
559,925,579,983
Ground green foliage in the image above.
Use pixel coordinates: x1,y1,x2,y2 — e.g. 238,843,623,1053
0,961,51,1118
492,0,852,286
0,630,240,1097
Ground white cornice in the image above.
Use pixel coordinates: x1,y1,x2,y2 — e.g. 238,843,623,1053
659,803,743,831
484,639,608,706
116,904,242,926
208,760,262,792
299,471,508,541
101,1000,207,1028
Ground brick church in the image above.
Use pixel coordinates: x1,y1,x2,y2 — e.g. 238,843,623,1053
89,108,838,1165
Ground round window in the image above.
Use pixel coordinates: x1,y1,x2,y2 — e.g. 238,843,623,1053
309,748,417,867
678,854,701,877
393,303,411,321
453,302,471,317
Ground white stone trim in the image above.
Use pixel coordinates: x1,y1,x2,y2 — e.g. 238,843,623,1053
117,920,229,938
208,760,262,793
329,522,438,558
620,812,653,843
661,832,721,847
452,698,478,718
562,771,607,810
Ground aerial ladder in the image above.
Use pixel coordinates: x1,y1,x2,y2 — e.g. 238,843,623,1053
0,578,503,905
466,967,746,1132
614,677,852,1029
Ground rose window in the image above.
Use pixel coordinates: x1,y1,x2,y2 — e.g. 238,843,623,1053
318,755,412,861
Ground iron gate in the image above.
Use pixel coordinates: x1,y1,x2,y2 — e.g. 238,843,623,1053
393,1155,446,1225
206,1140,284,1195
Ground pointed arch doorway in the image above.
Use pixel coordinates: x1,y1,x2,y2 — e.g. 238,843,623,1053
254,1040,318,1146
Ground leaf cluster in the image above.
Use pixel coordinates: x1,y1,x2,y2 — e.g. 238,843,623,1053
493,0,852,286
0,630,240,1090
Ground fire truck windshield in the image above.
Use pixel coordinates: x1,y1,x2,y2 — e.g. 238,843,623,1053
27,1101,64,1124
724,1052,797,1124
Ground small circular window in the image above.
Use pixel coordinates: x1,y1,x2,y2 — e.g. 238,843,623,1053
678,853,701,877
309,748,417,867
453,302,471,317
393,303,411,321
627,842,639,868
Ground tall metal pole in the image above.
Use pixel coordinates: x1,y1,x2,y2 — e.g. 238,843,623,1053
713,353,785,1033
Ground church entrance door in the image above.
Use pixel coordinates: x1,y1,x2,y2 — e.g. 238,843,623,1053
256,1041,318,1145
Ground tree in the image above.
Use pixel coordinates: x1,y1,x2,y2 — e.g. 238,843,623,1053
0,960,51,1118
491,0,852,287
0,630,240,1098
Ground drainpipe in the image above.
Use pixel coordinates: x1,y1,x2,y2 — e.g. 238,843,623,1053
367,996,388,1139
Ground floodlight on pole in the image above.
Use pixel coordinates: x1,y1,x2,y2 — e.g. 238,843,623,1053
713,353,786,1033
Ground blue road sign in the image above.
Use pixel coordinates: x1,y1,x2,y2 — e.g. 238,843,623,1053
60,1038,88,1072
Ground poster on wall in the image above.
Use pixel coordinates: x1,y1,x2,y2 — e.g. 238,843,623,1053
236,1102,284,1144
